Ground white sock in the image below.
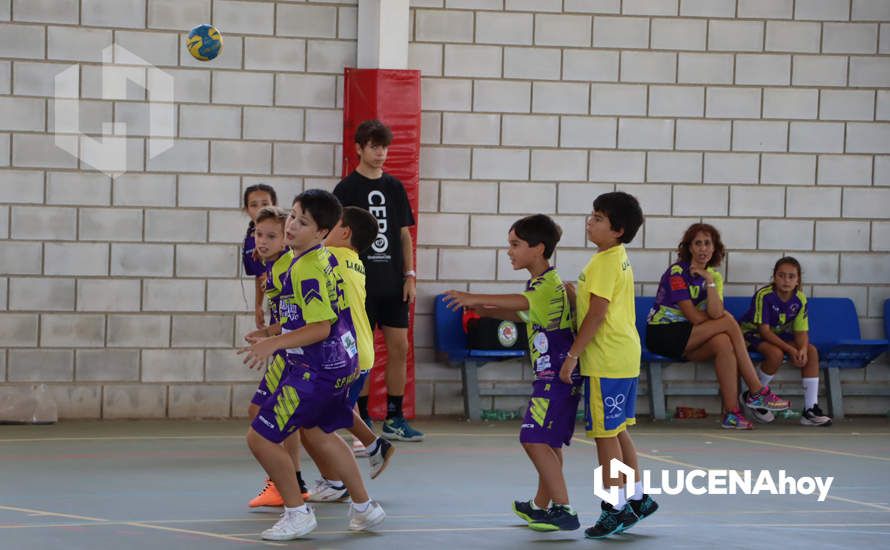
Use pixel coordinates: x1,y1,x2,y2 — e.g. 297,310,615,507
286,504,309,514
626,481,644,501
615,491,627,510
367,438,381,455
802,377,819,410
758,367,775,388
529,499,544,511
351,500,371,512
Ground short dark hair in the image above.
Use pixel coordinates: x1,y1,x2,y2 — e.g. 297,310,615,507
243,183,277,209
677,223,725,267
592,192,644,244
342,206,379,253
509,214,562,259
292,189,342,232
255,206,289,229
354,119,393,148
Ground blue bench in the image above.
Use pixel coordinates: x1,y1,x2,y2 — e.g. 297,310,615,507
434,294,527,421
437,293,888,421
638,296,889,420
807,298,889,419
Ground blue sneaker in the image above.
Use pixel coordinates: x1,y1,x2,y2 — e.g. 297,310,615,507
512,500,548,524
381,416,424,442
528,504,580,532
625,494,658,525
584,502,626,539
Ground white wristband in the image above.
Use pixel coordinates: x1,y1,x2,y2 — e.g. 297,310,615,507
404,270,416,278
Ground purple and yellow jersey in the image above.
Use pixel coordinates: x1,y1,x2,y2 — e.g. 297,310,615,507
518,267,575,382
277,245,358,386
242,222,266,277
739,285,809,339
647,262,724,325
263,249,294,326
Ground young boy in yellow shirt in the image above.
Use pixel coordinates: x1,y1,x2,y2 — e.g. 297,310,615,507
558,192,658,538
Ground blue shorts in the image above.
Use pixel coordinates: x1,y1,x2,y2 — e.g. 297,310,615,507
584,375,638,438
347,371,369,408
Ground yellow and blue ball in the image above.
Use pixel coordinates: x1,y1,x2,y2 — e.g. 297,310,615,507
186,24,223,61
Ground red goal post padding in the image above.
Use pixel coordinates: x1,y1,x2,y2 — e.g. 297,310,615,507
342,68,421,419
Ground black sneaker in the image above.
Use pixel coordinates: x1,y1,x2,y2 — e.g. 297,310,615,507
800,404,832,427
627,493,659,521
512,499,548,524
528,504,580,532
584,501,625,539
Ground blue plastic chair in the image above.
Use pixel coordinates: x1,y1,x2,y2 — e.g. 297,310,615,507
806,298,889,418
434,294,526,421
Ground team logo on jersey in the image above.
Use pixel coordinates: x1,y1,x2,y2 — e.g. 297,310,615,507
497,320,519,347
533,332,549,354
301,279,322,303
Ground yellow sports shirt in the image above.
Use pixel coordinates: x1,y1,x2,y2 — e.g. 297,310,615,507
329,246,374,372
575,244,640,378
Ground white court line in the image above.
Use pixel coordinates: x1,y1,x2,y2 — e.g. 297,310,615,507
571,437,890,513
704,432,890,463
0,504,280,546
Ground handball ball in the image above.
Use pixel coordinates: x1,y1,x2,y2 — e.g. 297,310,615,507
187,24,223,61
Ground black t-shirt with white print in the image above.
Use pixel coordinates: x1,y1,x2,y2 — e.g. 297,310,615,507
333,171,415,298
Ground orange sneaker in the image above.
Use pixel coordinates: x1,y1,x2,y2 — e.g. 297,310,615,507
249,479,284,508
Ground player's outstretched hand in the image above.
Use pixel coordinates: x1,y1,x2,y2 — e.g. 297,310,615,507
238,338,277,370
442,290,476,311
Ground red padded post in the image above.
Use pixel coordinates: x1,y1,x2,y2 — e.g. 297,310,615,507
342,68,421,419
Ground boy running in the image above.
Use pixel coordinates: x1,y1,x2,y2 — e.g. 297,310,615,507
240,190,385,540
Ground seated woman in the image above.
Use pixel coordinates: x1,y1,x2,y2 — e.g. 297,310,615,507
645,223,790,430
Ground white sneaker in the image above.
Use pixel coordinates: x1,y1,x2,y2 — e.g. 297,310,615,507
352,437,368,457
801,404,832,427
306,479,349,502
348,500,386,531
261,508,317,540
368,438,395,480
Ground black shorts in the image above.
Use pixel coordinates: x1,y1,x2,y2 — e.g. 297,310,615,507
645,322,693,361
365,294,410,329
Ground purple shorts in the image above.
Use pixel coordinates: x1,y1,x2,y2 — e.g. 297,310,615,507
251,352,288,406
745,331,793,351
251,367,355,444
519,379,583,448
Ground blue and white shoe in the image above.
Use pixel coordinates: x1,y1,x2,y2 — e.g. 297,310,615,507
381,416,424,442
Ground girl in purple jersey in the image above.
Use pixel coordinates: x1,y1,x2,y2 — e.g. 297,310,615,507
242,183,278,329
739,257,831,427
646,224,791,430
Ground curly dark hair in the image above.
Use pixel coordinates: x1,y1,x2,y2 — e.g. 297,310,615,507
677,223,725,267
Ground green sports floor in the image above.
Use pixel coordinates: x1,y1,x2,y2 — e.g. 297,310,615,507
1,417,888,549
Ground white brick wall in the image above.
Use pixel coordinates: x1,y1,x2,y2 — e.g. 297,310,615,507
1,0,887,418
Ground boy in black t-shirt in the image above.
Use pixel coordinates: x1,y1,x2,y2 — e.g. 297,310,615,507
333,120,423,442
